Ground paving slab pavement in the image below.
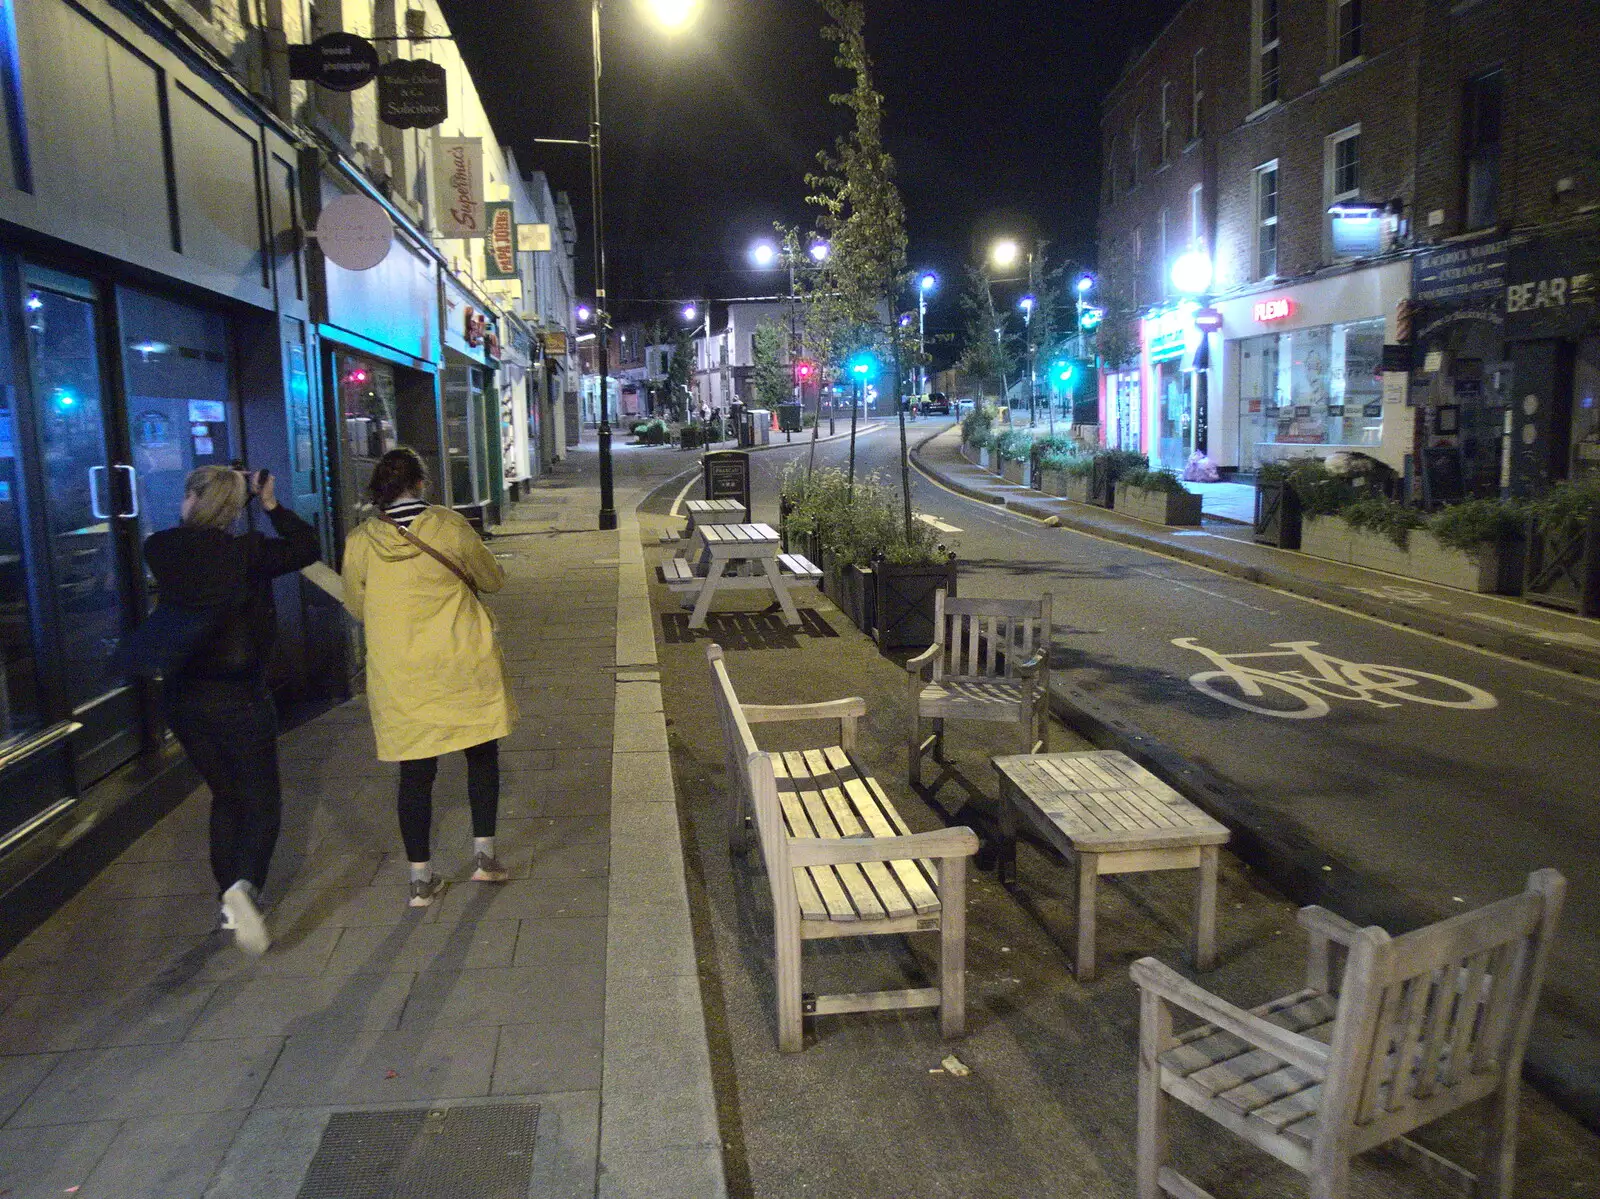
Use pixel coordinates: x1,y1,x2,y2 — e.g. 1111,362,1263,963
0,445,726,1199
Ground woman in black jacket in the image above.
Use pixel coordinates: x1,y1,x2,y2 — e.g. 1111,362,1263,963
143,465,320,954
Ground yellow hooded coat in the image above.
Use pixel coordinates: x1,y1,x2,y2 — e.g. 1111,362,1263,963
341,507,517,761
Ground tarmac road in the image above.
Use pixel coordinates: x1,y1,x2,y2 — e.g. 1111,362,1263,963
642,416,1600,1123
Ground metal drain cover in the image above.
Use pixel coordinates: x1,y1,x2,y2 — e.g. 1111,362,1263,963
296,1103,540,1199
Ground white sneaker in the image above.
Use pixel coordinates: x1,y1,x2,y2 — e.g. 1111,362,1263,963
222,881,271,956
219,904,236,931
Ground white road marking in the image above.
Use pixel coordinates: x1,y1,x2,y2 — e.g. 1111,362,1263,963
1465,612,1600,650
1133,568,1275,613
917,513,963,534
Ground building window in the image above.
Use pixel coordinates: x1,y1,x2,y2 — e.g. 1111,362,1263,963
1255,0,1281,108
1191,49,1204,141
1463,70,1503,230
1254,161,1279,280
1237,318,1386,469
1132,226,1143,307
1325,125,1361,257
1335,0,1362,64
1160,82,1172,165
1189,184,1204,248
1159,208,1170,297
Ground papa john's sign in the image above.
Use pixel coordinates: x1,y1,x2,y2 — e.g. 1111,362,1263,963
485,202,518,280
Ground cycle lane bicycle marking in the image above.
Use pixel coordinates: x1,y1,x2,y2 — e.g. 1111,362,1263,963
1171,637,1499,719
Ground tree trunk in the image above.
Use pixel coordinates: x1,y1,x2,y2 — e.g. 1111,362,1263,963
806,378,821,478
847,382,860,502
891,304,912,539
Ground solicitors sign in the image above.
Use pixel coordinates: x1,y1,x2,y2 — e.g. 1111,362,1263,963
379,59,448,128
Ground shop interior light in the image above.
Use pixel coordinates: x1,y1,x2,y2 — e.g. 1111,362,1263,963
1328,200,1385,219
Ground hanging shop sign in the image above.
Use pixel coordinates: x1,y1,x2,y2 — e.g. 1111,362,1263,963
485,202,518,279
543,331,569,356
315,193,394,271
1252,297,1294,323
288,32,380,92
1503,232,1600,341
378,59,448,129
518,223,553,253
434,136,485,237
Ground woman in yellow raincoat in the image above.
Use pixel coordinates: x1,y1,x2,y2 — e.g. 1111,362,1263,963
341,448,518,907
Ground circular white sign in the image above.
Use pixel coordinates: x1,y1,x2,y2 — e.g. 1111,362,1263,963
317,194,394,271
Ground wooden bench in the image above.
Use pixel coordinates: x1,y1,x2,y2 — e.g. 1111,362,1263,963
778,552,822,582
1134,870,1565,1199
707,644,979,1052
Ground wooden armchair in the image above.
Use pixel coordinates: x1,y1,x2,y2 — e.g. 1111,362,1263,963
905,589,1053,787
1132,869,1565,1199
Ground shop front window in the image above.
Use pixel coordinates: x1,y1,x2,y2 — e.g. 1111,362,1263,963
444,363,486,510
1573,334,1600,482
119,289,237,546
338,353,398,531
0,356,42,746
1237,317,1385,469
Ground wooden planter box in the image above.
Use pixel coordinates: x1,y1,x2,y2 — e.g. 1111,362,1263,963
873,557,959,651
1001,458,1030,486
822,552,875,632
1041,471,1094,503
1302,517,1524,594
961,441,981,464
1524,516,1600,615
1114,483,1203,527
1253,479,1303,549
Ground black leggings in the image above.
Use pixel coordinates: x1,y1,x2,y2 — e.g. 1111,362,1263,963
396,739,500,862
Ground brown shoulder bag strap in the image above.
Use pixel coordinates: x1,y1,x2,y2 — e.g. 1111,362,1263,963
376,513,480,596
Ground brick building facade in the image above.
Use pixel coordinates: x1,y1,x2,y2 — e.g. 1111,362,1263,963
1097,0,1599,495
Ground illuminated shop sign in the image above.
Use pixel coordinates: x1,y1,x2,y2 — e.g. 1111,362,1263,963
1144,301,1198,363
1253,298,1294,322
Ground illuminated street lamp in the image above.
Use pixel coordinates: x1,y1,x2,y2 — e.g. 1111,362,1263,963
749,240,779,268
990,239,1020,271
916,271,938,408
534,0,702,531
808,240,831,263
1170,249,1214,296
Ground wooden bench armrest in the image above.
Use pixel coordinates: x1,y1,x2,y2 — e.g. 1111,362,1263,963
788,825,980,869
1131,957,1330,1078
1014,653,1044,678
904,644,940,678
1297,905,1365,946
740,698,868,725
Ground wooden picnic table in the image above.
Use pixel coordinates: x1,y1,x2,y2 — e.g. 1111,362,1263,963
683,497,747,534
991,749,1230,981
683,522,802,630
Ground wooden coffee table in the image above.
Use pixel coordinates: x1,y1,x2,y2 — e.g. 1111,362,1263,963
992,750,1229,981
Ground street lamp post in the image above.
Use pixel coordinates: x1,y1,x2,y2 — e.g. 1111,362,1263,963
537,0,701,531
917,272,937,410
1019,293,1039,430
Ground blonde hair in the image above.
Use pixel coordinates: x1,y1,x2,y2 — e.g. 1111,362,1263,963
182,465,248,530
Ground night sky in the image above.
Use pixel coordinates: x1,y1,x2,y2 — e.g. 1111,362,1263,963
437,0,1185,351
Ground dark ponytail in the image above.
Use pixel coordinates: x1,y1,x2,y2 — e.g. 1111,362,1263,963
367,447,428,508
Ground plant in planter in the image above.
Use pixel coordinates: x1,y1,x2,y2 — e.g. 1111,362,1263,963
1526,477,1600,615
1427,498,1529,594
996,428,1034,484
1115,467,1202,526
1030,436,1075,490
1090,448,1148,508
1340,497,1429,549
960,405,996,462
1039,448,1091,499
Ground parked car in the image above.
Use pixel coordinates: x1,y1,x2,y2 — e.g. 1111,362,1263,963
920,393,952,416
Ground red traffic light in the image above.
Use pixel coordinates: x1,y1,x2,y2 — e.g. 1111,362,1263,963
795,360,816,381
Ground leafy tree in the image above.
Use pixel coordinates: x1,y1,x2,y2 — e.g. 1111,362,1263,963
957,265,1015,402
661,326,695,421
751,320,793,411
805,0,916,530
1094,290,1141,372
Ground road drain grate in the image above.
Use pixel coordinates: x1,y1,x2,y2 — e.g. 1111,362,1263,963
296,1103,540,1199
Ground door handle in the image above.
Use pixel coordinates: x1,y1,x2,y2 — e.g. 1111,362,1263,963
113,464,140,519
88,465,110,520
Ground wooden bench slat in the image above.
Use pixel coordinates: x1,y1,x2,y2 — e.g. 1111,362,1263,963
819,749,926,918
783,751,882,921
796,749,894,920
771,755,845,922
801,750,914,919
855,764,943,904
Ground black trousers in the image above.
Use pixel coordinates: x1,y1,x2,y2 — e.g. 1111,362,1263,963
396,739,500,862
165,674,282,897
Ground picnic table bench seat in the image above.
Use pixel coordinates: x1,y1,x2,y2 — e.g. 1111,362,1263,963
657,552,821,592
707,644,979,1052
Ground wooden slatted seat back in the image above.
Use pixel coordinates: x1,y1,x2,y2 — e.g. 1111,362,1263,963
1320,869,1565,1151
931,589,1052,685
707,645,791,890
